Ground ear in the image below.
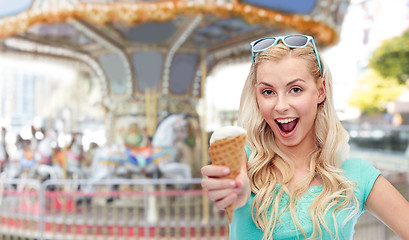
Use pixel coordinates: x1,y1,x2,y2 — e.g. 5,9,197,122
317,78,326,104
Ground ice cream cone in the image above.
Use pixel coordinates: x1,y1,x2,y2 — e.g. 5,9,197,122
208,126,247,223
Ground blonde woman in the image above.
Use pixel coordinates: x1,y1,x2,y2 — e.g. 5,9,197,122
201,34,409,239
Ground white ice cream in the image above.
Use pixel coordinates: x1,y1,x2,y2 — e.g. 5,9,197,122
209,126,246,145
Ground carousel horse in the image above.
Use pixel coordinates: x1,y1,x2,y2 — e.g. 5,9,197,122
33,131,64,183
18,140,37,179
0,143,8,172
85,114,193,190
89,144,129,180
1,135,25,180
34,131,53,165
152,114,192,181
113,113,193,180
77,144,129,206
80,115,194,223
146,114,193,223
66,133,85,179
0,139,36,191
1,137,37,191
0,127,9,172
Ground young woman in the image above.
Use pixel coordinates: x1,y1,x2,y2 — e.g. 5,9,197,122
201,34,409,239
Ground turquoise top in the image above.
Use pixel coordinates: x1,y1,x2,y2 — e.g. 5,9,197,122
230,149,381,240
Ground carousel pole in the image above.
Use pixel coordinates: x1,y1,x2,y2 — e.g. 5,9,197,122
62,145,67,180
145,87,158,138
62,110,70,181
145,87,159,225
200,48,209,225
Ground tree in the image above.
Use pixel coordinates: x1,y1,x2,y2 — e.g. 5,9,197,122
349,69,404,114
369,29,409,84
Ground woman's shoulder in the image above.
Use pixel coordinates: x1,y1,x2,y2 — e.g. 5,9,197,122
341,157,381,208
341,157,381,180
342,157,374,170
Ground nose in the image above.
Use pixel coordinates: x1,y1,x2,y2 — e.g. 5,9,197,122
274,94,289,113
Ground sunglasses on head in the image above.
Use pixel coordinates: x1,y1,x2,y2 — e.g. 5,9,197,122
250,34,322,77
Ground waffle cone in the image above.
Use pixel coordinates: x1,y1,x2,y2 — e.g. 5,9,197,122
208,133,246,223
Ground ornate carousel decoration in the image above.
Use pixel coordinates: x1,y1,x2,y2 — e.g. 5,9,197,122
0,0,350,177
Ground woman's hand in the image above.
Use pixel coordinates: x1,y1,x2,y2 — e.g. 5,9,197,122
201,152,250,210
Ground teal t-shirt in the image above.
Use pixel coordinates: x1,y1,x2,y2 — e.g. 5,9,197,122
230,150,381,240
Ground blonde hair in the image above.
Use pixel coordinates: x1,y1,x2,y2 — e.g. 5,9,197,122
238,43,358,239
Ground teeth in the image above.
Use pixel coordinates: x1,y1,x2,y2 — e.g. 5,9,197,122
276,118,296,124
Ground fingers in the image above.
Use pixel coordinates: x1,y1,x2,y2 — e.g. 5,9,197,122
235,174,248,194
201,165,230,178
201,175,238,210
207,187,235,202
201,163,248,210
201,177,236,190
202,182,238,210
214,192,238,210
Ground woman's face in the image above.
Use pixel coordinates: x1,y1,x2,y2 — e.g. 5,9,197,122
255,56,325,152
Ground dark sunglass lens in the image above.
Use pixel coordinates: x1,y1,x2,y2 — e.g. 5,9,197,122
253,38,276,51
284,35,308,47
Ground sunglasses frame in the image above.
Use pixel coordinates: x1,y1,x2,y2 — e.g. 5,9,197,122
250,34,322,77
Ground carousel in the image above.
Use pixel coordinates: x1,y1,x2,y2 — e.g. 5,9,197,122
0,0,349,179
0,0,353,239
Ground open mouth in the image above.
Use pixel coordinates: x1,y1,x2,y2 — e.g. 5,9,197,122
275,118,299,134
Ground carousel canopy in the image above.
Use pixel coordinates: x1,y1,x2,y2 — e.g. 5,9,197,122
0,0,350,105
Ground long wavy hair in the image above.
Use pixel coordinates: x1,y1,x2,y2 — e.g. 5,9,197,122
237,42,358,239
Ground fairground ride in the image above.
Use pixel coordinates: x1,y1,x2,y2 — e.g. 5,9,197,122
0,0,350,178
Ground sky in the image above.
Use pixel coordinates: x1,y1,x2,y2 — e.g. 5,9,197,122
205,0,409,127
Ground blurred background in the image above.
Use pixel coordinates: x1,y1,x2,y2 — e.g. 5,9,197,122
0,0,407,239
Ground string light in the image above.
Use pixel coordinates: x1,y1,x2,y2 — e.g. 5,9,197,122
0,0,349,46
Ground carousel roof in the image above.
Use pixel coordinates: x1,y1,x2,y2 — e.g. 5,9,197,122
0,0,350,104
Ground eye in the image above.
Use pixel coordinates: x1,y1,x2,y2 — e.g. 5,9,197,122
290,87,302,94
262,89,274,95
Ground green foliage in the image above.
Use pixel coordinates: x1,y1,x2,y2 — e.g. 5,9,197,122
369,29,409,84
349,70,404,114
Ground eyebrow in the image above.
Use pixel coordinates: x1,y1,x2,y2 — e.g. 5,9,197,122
257,78,306,87
286,79,306,86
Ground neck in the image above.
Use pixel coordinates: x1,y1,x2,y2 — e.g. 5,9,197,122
278,143,316,169
277,146,320,190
